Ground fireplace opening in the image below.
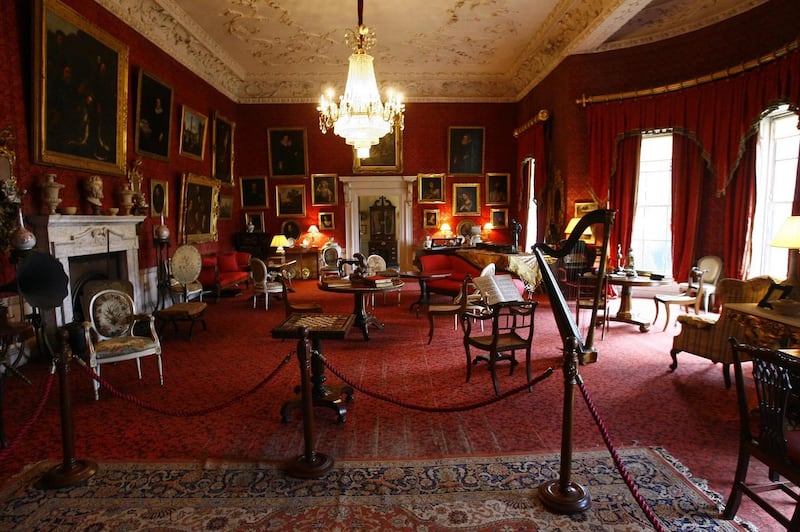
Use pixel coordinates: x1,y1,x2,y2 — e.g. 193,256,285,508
69,251,127,323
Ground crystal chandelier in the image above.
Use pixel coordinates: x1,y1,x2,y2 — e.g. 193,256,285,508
317,0,404,159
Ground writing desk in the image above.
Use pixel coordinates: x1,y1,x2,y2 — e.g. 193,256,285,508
272,313,355,423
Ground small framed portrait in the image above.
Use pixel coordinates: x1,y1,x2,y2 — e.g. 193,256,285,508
276,184,306,217
353,124,403,174
178,172,220,244
574,201,599,218
179,106,207,160
244,211,265,232
423,209,440,229
452,183,481,216
135,70,172,161
486,173,510,205
448,127,485,176
311,174,338,206
240,175,268,209
418,173,445,204
491,208,509,228
150,179,168,218
268,128,308,177
281,219,301,239
319,212,335,230
212,112,235,185
218,195,233,220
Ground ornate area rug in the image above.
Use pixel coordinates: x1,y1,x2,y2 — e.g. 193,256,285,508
0,447,748,531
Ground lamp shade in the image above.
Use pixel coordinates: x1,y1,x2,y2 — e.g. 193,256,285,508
770,216,800,248
440,222,452,235
308,224,320,235
270,234,289,253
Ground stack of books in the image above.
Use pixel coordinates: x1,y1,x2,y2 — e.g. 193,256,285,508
362,275,395,288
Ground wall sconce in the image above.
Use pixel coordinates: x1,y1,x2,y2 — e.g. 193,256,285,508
270,234,289,254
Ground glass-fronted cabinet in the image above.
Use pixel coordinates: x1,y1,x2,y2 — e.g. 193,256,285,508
368,196,398,267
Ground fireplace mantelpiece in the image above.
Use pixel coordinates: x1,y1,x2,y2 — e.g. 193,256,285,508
28,215,145,328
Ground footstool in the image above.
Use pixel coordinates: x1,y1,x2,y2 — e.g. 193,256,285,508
155,301,208,341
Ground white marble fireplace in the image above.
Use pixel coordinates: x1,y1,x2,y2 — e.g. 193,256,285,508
28,215,145,329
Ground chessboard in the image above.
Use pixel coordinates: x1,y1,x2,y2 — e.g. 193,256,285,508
271,313,355,340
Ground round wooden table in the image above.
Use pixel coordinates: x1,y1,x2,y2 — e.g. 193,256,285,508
607,273,671,332
399,270,451,317
318,280,404,340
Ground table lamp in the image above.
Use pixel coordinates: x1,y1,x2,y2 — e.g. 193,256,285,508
770,215,800,290
307,224,320,246
440,222,452,238
271,234,289,254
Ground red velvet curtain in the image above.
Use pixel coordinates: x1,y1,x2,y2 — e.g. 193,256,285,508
586,48,800,203
724,135,758,279
671,134,708,280
608,135,640,267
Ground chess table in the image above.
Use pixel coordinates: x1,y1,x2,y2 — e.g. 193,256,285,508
317,280,404,340
272,313,355,423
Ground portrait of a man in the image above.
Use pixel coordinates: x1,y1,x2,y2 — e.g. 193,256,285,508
136,71,172,160
268,128,307,177
448,127,484,175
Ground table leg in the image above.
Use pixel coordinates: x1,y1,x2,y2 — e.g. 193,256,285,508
280,338,354,423
609,284,652,332
353,293,384,340
409,279,429,318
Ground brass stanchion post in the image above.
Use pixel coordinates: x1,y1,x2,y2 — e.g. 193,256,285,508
38,329,97,489
286,328,333,478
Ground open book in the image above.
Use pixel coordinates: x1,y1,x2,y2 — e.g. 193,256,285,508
472,274,522,305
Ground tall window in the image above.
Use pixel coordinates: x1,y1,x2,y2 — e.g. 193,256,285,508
750,105,799,279
630,133,673,274
522,157,537,252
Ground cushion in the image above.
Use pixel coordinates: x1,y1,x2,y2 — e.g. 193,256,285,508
202,256,217,269
218,252,239,273
92,291,133,337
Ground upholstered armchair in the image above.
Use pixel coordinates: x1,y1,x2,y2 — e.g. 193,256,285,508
669,276,775,387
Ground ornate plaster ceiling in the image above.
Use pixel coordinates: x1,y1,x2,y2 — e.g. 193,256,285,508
97,0,765,103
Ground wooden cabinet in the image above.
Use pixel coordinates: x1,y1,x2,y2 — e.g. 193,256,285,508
234,231,272,259
368,196,398,267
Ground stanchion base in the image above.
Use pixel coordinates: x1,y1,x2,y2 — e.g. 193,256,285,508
538,479,591,514
287,452,334,478
38,459,98,490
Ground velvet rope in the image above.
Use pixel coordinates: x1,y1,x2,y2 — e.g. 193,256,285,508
0,368,56,463
577,379,667,532
73,351,294,417
322,353,554,411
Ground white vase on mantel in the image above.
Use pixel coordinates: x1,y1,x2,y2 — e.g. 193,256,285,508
119,185,135,215
42,173,64,215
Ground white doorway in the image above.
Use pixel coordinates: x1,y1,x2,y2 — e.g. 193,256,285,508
339,175,417,271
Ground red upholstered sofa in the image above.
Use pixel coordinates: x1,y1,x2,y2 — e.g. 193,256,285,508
199,251,251,300
417,253,482,298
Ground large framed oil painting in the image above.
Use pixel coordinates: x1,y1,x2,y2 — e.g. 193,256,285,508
268,128,308,177
452,183,481,216
447,127,484,176
178,173,220,244
212,112,235,185
179,106,207,161
353,124,403,174
33,0,129,175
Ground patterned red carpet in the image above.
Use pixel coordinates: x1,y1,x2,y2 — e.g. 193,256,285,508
1,449,744,530
0,278,793,529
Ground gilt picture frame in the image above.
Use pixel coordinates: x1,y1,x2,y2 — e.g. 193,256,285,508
33,0,129,175
179,106,207,160
149,179,168,218
319,212,335,230
486,173,510,206
423,209,440,229
135,70,172,161
452,183,480,216
276,184,306,217
447,127,484,176
491,208,509,228
353,124,403,174
212,112,235,185
218,195,233,220
418,173,445,204
240,175,268,209
244,212,265,232
178,173,220,244
268,128,308,177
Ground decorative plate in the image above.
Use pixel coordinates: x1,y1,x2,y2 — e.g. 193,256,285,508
301,267,311,279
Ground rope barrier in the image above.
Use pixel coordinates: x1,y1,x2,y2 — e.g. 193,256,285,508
73,351,294,417
0,366,56,463
578,379,666,532
322,353,554,412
